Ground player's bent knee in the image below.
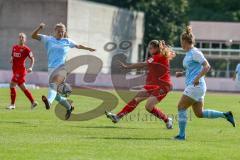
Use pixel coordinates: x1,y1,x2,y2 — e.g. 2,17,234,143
145,105,153,112
195,112,203,118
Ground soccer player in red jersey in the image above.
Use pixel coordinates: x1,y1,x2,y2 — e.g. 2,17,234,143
7,33,38,110
105,40,175,129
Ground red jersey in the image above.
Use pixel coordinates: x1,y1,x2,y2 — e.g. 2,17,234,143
11,45,33,73
146,53,172,86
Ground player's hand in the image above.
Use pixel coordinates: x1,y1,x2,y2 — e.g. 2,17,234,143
88,48,96,52
176,72,183,78
39,23,45,29
27,67,33,73
118,60,128,70
10,59,13,63
193,78,200,86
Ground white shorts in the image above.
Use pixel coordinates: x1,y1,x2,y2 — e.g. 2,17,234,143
183,84,206,102
48,66,67,82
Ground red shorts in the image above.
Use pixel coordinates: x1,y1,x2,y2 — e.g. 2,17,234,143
11,71,26,85
144,84,171,102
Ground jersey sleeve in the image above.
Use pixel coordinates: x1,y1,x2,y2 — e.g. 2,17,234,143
39,34,50,45
192,51,207,64
25,48,33,58
68,39,77,48
28,51,33,58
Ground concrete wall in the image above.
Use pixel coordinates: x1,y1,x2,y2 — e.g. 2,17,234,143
0,0,144,74
0,0,67,71
67,0,144,73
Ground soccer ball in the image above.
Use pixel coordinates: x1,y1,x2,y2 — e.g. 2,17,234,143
57,82,72,97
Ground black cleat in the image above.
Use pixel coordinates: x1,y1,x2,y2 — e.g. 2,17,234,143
42,95,50,110
65,101,74,120
224,111,235,127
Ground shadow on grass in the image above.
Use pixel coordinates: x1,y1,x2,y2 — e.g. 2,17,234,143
82,136,172,141
72,125,140,130
0,120,38,127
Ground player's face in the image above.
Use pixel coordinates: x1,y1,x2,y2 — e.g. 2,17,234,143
181,39,188,51
55,27,66,39
19,34,26,44
149,45,158,55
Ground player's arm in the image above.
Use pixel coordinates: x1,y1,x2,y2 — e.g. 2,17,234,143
76,44,96,52
193,60,211,86
27,53,35,73
176,71,185,77
31,23,45,41
118,60,147,70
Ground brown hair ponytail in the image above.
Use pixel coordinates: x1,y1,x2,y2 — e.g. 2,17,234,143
181,26,195,44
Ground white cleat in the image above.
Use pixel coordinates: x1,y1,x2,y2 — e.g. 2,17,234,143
105,111,120,123
6,105,16,110
31,101,38,110
166,117,173,129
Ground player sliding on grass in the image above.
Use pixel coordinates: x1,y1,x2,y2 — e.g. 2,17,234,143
7,33,38,110
31,23,95,119
106,40,175,129
174,26,235,140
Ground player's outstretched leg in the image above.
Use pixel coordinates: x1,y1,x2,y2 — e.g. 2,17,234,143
105,99,141,123
202,109,235,127
145,97,173,129
55,94,74,120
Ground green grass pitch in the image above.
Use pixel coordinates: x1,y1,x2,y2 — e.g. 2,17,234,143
0,88,239,160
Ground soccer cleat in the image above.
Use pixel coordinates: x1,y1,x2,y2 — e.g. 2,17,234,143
174,135,186,141
65,100,74,120
224,111,235,127
6,105,15,110
42,95,50,110
31,101,38,110
166,117,173,129
105,111,120,123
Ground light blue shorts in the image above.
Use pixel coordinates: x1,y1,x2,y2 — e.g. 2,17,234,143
183,84,206,102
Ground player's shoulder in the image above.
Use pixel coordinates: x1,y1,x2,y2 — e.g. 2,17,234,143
23,45,32,52
192,47,203,55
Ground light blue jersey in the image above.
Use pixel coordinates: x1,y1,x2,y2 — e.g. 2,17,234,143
40,34,77,68
183,47,207,86
235,63,240,81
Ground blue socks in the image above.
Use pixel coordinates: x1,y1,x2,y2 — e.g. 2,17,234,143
47,83,71,110
202,109,225,118
55,94,71,110
48,83,57,104
178,109,187,137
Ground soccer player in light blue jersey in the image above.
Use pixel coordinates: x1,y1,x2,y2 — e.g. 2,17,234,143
174,26,235,140
31,23,95,119
233,63,240,89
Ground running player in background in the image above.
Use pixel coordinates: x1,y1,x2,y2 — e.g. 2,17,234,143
232,63,240,89
174,26,235,140
31,23,95,120
105,40,175,129
7,33,38,110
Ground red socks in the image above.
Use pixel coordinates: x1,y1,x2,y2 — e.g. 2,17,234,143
23,89,34,103
117,99,139,118
150,107,168,123
10,88,16,105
